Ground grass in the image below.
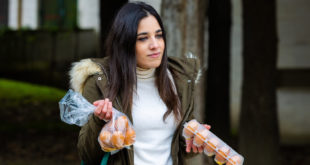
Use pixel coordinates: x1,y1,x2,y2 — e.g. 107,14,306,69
0,78,66,102
0,78,80,164
0,78,79,132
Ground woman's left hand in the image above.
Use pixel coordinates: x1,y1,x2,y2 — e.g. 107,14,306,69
185,124,211,153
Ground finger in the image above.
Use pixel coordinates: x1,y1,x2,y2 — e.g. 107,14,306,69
100,99,111,120
203,124,211,130
198,146,203,153
185,139,192,153
108,101,113,111
94,103,103,116
106,102,113,120
192,145,198,153
93,99,104,106
102,99,108,113
105,102,111,120
97,104,105,119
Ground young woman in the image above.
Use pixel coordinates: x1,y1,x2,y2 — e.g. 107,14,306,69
69,1,210,165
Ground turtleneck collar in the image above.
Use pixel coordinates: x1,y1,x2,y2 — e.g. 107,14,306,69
136,67,155,79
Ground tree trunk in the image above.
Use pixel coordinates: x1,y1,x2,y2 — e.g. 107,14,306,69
239,0,280,165
17,0,23,29
161,0,206,60
205,0,232,143
161,0,207,164
161,0,206,118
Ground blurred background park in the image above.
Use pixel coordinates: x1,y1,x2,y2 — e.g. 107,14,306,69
0,0,309,165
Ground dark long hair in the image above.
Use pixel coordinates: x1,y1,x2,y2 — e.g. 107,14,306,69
104,2,181,122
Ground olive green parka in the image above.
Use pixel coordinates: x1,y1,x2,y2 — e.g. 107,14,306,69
69,56,201,165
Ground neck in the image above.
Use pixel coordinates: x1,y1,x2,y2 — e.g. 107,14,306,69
136,67,155,79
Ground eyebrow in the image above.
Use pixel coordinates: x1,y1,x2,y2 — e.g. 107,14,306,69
137,29,162,36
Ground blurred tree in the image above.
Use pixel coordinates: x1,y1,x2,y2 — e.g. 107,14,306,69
161,0,208,164
205,0,232,143
160,0,206,59
18,0,22,29
99,0,127,57
161,0,206,117
239,0,280,165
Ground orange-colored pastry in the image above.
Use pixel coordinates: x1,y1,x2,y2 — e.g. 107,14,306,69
183,120,199,138
193,129,210,147
124,127,136,146
215,146,231,164
115,116,129,131
99,130,112,146
204,138,219,156
227,155,242,165
111,131,125,149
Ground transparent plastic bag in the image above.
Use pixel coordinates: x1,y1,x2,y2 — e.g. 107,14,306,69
98,110,136,153
59,89,136,153
183,119,244,165
59,89,95,126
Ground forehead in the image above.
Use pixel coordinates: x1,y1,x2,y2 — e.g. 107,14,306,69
137,15,161,33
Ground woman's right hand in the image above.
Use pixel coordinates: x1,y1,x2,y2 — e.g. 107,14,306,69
186,124,211,153
93,98,113,121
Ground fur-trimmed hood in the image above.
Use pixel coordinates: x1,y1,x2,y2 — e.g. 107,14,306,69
69,55,202,94
69,59,102,94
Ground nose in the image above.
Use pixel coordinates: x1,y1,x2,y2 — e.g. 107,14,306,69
149,37,159,49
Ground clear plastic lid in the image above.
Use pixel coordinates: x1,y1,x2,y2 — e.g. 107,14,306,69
183,119,244,165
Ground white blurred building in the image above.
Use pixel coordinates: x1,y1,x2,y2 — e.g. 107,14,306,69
5,0,100,31
3,0,160,32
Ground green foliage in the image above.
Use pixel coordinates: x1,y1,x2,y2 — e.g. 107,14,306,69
0,78,66,103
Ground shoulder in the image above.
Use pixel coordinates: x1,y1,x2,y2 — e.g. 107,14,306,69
69,58,107,94
168,54,202,84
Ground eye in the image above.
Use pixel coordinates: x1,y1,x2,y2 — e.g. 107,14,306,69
156,34,163,39
137,37,148,41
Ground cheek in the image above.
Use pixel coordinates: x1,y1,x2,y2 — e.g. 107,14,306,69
136,54,144,64
135,44,145,65
136,43,147,56
160,40,165,51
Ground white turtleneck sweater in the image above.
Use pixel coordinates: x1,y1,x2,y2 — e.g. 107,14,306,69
132,67,177,165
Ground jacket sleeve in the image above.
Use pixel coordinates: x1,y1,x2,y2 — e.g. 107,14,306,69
185,56,202,158
179,96,200,159
77,75,107,165
170,56,202,159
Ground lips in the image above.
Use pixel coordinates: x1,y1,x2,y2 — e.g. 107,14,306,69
148,52,160,58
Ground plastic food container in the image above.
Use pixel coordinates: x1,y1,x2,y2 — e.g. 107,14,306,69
183,119,244,165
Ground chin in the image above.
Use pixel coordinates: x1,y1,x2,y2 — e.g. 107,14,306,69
138,58,163,69
144,65,159,69
150,61,162,68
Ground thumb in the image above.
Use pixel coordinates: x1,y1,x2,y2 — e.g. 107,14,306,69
203,124,211,130
93,100,103,106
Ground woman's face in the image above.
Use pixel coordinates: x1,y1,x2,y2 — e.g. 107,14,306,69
135,15,165,69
